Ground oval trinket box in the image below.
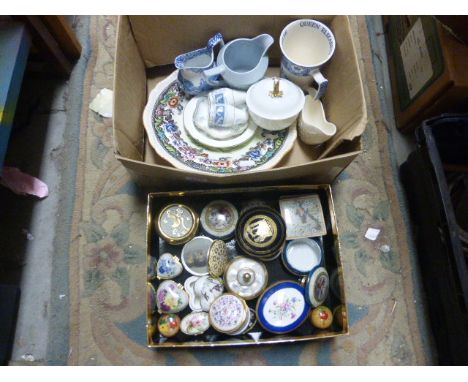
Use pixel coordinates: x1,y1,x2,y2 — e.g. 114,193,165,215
157,313,181,337
224,256,268,300
256,280,310,334
209,293,249,334
181,311,210,336
282,238,322,276
200,200,238,240
303,266,330,308
156,204,199,245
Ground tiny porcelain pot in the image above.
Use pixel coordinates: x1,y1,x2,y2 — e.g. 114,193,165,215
256,280,310,334
180,311,210,336
181,236,213,276
279,19,336,99
282,238,323,276
204,34,274,90
303,266,329,308
224,256,268,300
174,33,224,96
246,77,305,131
155,280,189,314
156,253,183,280
201,200,239,240
157,313,181,337
156,204,199,245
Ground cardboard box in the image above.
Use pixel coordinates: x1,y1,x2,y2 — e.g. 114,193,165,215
113,16,367,188
386,16,468,132
146,185,348,347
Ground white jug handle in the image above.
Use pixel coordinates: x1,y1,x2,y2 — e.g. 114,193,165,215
311,70,328,100
204,65,226,86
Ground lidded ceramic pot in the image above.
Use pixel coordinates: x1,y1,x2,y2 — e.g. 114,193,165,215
246,77,305,131
200,200,238,240
156,253,183,280
180,311,210,336
209,293,249,334
235,205,286,260
156,204,199,245
224,256,268,300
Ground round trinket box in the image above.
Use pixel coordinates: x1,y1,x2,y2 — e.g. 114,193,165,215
235,206,286,260
230,308,257,335
208,239,229,278
156,204,199,245
256,280,310,334
181,236,213,276
303,266,329,308
155,280,189,314
157,313,181,337
310,306,333,329
181,311,210,336
209,293,249,334
224,256,268,300
200,200,238,240
282,238,322,276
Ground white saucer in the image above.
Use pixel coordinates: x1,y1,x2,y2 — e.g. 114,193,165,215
184,97,258,150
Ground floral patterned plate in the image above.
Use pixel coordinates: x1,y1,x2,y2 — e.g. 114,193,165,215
143,70,297,174
256,280,310,334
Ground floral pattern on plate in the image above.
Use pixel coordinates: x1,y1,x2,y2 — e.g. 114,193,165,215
144,71,297,174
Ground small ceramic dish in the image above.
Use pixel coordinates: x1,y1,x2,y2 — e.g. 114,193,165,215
181,236,213,276
156,253,183,280
209,293,249,334
256,280,310,334
184,97,258,150
156,204,199,245
155,280,189,314
303,266,329,308
224,257,268,300
282,238,323,276
180,311,210,336
246,77,305,131
201,200,238,240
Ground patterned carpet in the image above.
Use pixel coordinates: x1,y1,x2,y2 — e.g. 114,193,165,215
63,15,433,365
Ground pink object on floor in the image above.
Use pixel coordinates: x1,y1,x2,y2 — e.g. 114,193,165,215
0,166,49,198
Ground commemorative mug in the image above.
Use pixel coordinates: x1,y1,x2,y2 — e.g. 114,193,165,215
279,19,336,100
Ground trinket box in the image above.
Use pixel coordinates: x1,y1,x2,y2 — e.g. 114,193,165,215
156,204,199,245
147,185,348,347
282,238,323,276
303,266,330,308
201,200,239,239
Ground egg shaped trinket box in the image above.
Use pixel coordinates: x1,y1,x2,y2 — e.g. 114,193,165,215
282,238,322,276
224,257,268,300
181,236,213,276
156,253,183,280
157,313,181,337
201,200,238,240
156,204,199,245
209,293,249,334
181,311,210,336
303,266,329,308
235,206,286,260
156,280,189,313
310,306,333,329
256,280,310,334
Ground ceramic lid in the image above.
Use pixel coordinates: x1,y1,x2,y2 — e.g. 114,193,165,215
208,240,229,277
209,293,248,334
156,204,199,245
224,257,268,300
181,236,213,276
155,280,189,314
282,238,322,276
246,77,305,121
256,280,310,334
201,200,238,239
180,311,210,336
304,266,329,308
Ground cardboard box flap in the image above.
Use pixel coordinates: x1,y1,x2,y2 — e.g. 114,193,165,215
128,15,334,68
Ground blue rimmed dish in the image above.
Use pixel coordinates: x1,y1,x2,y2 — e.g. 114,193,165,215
256,280,310,334
282,238,322,276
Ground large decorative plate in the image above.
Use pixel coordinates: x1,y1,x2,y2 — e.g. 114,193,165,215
143,70,297,174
